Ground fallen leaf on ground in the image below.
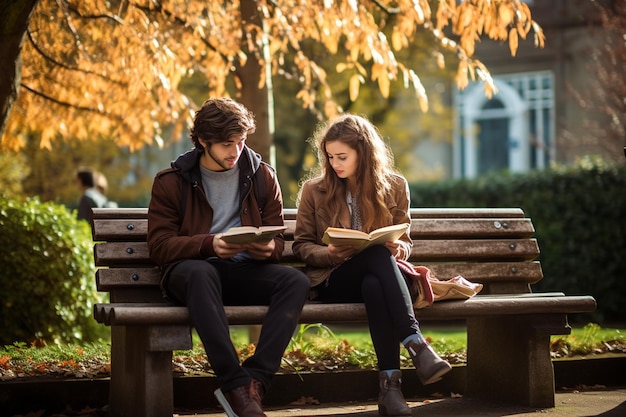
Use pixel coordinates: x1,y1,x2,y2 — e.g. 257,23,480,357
289,396,321,406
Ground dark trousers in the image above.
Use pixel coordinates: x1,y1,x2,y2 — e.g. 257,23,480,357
164,259,309,392
316,245,420,370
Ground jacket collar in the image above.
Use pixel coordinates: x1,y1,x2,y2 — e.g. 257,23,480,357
171,145,262,184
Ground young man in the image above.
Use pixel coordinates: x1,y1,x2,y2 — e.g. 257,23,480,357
147,98,309,417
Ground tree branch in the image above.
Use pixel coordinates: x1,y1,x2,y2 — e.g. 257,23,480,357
26,28,125,86
370,0,401,15
133,0,230,64
20,83,122,121
61,0,124,24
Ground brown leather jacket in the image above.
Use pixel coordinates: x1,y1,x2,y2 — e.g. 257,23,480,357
147,147,285,283
293,174,412,287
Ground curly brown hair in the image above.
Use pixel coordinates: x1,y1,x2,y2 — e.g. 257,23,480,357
190,97,256,149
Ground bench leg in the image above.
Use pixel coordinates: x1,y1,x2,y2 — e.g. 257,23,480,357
465,314,571,408
108,325,192,417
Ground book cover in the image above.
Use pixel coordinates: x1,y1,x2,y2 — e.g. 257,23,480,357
220,225,287,244
322,223,409,251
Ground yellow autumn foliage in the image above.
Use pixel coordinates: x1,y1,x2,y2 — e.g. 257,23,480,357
1,0,543,151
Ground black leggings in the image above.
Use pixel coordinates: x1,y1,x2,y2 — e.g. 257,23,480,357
316,245,421,370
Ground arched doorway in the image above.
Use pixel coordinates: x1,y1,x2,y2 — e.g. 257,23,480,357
458,80,529,178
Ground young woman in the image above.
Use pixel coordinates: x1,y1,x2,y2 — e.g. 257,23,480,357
293,114,451,416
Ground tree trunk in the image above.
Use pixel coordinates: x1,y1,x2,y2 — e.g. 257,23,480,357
238,0,274,343
0,0,39,143
238,0,275,166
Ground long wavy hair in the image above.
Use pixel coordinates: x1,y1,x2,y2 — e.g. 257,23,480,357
309,114,398,231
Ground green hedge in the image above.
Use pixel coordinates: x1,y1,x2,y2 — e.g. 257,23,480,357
409,158,626,323
0,197,107,345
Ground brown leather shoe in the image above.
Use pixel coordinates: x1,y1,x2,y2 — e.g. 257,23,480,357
250,378,265,405
214,381,267,417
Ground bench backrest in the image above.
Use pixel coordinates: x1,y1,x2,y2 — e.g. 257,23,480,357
92,207,542,303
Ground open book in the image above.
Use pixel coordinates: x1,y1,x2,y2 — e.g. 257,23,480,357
220,225,287,244
322,223,410,251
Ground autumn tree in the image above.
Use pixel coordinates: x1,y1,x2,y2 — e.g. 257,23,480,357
0,0,544,161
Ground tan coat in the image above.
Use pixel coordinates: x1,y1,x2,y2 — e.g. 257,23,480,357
293,174,412,287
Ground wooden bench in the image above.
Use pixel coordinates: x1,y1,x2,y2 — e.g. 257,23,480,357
92,207,596,417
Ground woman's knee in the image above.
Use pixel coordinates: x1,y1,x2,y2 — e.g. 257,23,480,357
361,245,392,259
357,246,398,278
358,245,394,270
361,274,385,302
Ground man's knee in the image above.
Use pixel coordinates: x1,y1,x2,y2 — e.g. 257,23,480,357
183,261,220,288
277,267,310,301
290,268,310,291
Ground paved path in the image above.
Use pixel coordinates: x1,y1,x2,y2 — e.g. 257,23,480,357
182,388,626,417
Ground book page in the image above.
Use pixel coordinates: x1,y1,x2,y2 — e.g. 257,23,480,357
364,223,409,248
221,225,286,244
322,223,409,250
367,223,410,241
322,228,370,247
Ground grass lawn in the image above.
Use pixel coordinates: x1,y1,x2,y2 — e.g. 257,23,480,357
1,322,624,380
232,321,625,357
332,322,625,357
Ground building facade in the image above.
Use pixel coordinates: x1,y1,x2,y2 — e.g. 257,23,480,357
450,0,620,179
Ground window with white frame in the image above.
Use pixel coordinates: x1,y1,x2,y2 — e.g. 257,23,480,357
452,71,554,178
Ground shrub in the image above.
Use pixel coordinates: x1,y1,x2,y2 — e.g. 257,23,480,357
0,196,106,345
0,153,29,198
409,158,626,323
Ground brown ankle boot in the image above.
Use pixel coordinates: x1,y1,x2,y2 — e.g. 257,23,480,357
214,381,267,417
378,370,411,416
405,340,452,385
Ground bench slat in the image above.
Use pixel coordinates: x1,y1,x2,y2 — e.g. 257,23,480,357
94,239,539,266
96,262,543,291
409,218,534,237
281,208,527,220
92,207,527,221
410,239,539,261
92,219,148,241
91,208,148,219
95,242,151,266
96,268,161,289
94,295,596,326
429,262,542,283
92,217,535,241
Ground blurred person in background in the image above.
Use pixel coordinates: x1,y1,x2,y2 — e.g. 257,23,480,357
76,167,108,222
94,171,118,208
